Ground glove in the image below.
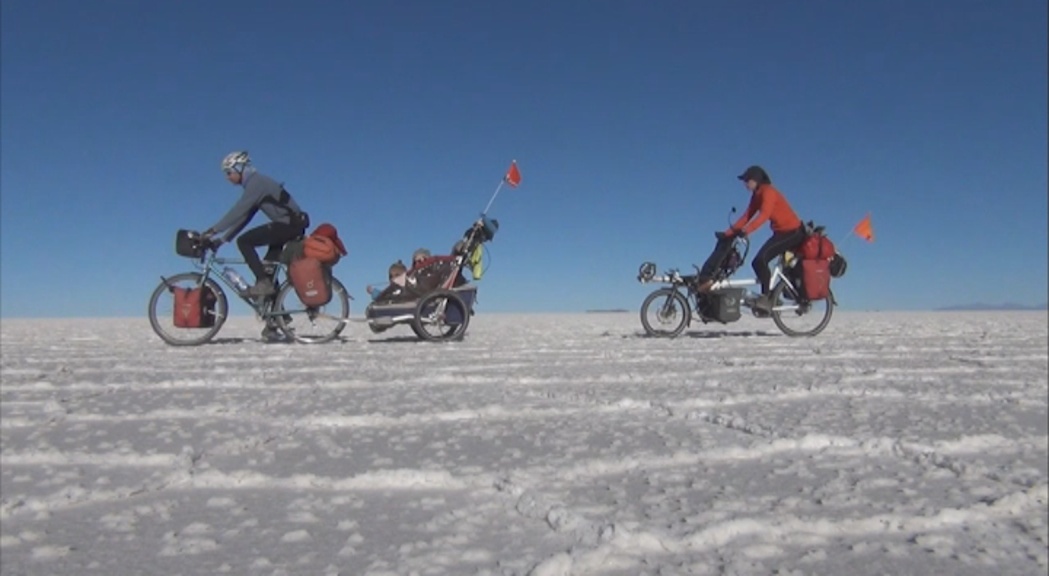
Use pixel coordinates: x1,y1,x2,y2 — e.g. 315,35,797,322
200,231,222,249
716,229,745,240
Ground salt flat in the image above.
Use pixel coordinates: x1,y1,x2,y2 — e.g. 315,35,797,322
1,311,1046,575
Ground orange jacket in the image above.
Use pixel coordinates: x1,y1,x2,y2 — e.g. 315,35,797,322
727,184,801,236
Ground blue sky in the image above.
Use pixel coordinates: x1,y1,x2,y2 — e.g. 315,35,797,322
2,0,1046,317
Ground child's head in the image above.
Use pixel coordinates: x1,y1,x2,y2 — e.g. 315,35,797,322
388,260,408,285
412,248,431,267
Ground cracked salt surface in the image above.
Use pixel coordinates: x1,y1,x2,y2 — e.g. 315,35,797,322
1,312,1046,575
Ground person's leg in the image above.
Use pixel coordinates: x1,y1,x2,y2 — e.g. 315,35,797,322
751,230,804,295
750,228,806,311
236,226,270,281
695,235,734,292
237,223,303,292
262,222,303,265
699,236,734,279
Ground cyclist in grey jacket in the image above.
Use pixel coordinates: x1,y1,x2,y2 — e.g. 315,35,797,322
203,151,308,296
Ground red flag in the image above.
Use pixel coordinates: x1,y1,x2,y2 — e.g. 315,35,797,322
504,160,521,188
853,213,874,242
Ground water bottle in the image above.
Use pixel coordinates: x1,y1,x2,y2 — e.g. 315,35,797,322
222,267,249,292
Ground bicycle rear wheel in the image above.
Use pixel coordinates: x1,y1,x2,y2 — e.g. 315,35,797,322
770,283,834,337
148,273,228,346
273,276,350,343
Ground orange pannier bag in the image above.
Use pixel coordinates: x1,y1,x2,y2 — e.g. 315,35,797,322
302,235,339,265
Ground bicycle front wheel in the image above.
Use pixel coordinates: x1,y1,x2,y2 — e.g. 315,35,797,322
770,283,834,337
148,273,228,346
273,276,350,344
640,288,690,338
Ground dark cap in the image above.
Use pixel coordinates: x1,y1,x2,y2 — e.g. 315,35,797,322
737,165,771,184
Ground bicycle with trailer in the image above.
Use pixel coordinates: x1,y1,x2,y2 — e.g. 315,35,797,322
363,216,498,342
148,229,350,345
636,221,843,338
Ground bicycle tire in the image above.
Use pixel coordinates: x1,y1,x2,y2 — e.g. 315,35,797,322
770,284,834,337
640,288,690,338
272,275,350,344
148,273,228,346
411,290,470,342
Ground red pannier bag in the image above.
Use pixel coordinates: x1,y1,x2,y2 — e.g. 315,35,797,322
289,257,332,307
797,229,835,301
173,286,216,328
801,259,831,300
798,233,836,260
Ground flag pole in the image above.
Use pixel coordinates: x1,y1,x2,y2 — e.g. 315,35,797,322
482,180,504,217
484,160,519,216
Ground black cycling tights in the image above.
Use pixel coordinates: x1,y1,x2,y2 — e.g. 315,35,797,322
237,222,304,280
752,227,807,295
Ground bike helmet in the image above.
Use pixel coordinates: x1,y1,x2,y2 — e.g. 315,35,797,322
221,151,251,173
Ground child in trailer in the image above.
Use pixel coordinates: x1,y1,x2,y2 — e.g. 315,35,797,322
366,249,469,304
367,261,410,302
409,248,431,271
364,247,436,302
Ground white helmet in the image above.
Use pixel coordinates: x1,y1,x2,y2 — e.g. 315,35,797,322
221,150,250,173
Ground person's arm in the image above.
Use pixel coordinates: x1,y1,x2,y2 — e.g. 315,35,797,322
727,195,759,235
374,284,403,302
205,189,263,236
739,189,776,235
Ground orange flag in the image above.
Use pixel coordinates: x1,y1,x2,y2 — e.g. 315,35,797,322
504,160,521,188
853,213,874,242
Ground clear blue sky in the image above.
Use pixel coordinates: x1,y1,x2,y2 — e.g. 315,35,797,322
2,0,1046,317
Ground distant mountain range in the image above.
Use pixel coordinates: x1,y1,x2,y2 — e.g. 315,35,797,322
937,302,1048,311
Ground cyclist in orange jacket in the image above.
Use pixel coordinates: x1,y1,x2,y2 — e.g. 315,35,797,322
725,165,807,312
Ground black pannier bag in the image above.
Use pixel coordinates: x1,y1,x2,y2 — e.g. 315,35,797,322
175,229,205,258
699,288,744,323
829,252,848,278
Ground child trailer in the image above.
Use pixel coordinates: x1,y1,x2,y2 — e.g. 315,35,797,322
365,216,497,342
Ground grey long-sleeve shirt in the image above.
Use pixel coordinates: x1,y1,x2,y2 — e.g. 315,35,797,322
208,170,303,238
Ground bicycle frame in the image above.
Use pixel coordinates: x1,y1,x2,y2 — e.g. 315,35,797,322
642,255,805,314
712,261,788,294
189,250,286,321
720,258,807,313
